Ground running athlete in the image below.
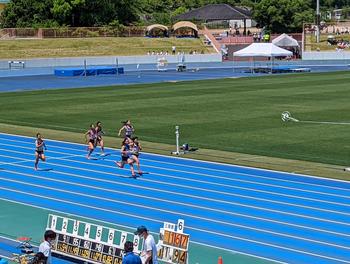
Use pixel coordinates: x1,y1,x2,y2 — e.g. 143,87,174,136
95,121,105,155
118,120,134,138
131,137,143,175
85,123,97,159
34,133,47,170
116,137,136,177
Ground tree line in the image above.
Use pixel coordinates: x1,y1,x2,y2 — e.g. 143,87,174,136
1,0,350,33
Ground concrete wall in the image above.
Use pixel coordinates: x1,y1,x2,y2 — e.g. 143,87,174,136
0,54,222,69
303,51,350,60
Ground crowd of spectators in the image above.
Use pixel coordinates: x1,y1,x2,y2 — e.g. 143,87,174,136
219,28,269,43
335,39,350,50
327,36,350,50
146,50,203,56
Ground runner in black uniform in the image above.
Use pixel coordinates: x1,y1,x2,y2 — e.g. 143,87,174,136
118,120,134,138
85,123,97,159
95,121,105,156
34,133,46,170
131,136,143,175
116,137,136,177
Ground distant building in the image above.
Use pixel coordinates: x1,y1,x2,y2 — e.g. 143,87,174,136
175,4,256,33
0,0,10,14
326,8,350,20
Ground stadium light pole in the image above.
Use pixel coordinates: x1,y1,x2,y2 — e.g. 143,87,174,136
316,0,320,43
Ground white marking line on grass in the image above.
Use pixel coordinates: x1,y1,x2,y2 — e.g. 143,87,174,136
2,131,350,188
1,149,350,221
2,154,350,232
0,198,285,264
1,143,350,212
4,167,350,239
0,185,349,264
3,136,350,197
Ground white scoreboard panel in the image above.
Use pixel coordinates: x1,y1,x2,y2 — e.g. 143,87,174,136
157,219,190,264
47,214,143,264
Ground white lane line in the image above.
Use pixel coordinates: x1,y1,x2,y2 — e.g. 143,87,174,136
122,160,350,199
4,167,350,239
0,153,83,166
2,153,350,223
3,136,350,196
1,146,350,215
2,131,350,188
188,225,350,264
0,185,349,264
1,141,350,203
8,175,350,250
0,197,286,264
4,160,350,234
138,157,350,191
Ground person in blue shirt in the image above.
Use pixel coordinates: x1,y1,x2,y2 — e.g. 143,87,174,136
122,241,141,264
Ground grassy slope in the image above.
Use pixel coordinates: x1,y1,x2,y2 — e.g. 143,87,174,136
1,71,350,179
305,34,350,51
0,37,214,59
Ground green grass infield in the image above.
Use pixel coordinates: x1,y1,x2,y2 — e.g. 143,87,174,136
1,71,350,179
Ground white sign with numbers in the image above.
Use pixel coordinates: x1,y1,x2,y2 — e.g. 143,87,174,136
46,214,144,264
158,219,189,264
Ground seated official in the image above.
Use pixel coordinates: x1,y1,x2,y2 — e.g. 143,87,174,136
123,241,141,264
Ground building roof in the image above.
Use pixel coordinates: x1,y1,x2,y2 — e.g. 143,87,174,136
175,4,251,22
0,0,10,3
172,21,198,32
146,24,168,32
234,6,252,17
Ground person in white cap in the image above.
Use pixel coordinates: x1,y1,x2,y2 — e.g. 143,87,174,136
134,226,158,264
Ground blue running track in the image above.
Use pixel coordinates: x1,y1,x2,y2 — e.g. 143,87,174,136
0,133,349,264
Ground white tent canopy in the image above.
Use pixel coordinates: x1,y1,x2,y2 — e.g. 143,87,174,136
272,33,299,47
234,43,293,57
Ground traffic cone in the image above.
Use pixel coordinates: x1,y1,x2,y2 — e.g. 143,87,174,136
218,256,223,264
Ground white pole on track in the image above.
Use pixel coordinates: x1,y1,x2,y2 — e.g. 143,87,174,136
171,125,181,155
84,59,87,77
116,57,119,77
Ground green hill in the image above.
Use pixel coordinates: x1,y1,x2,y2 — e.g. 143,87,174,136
0,37,214,59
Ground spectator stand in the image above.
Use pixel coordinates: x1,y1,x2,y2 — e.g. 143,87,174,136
145,24,169,38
